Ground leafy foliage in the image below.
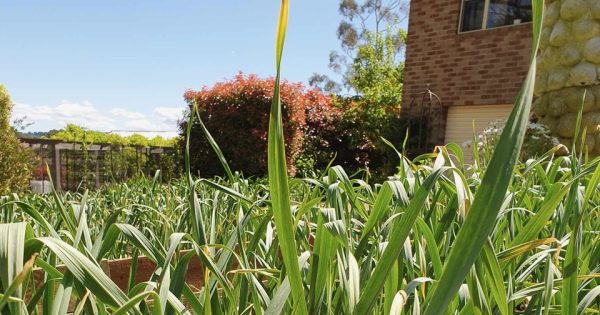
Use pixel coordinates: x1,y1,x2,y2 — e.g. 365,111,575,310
307,0,407,177
335,31,406,179
309,0,407,94
350,30,404,107
326,95,412,178
181,72,338,177
0,84,32,195
180,73,410,179
1,138,599,313
49,124,176,147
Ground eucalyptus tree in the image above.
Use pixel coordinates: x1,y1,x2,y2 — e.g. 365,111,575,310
309,0,407,98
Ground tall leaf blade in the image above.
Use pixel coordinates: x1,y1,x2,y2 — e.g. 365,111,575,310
423,0,544,313
26,237,131,310
193,107,234,182
0,222,30,315
266,1,308,314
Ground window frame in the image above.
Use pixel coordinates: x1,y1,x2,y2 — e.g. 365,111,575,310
458,0,531,33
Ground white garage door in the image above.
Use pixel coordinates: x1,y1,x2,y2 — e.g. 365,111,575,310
445,105,513,146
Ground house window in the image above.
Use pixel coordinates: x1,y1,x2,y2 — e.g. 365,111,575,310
460,0,532,32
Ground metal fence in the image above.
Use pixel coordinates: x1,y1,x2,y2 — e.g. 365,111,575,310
20,138,180,192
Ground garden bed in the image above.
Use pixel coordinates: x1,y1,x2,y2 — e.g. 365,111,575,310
28,251,204,312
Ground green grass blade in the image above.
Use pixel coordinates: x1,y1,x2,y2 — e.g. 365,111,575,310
383,260,399,315
51,272,74,315
354,168,446,314
346,252,360,313
508,182,570,248
541,255,554,315
26,237,131,310
193,106,234,182
265,252,310,315
192,244,235,305
356,181,408,256
563,217,582,315
45,164,77,234
414,218,443,279
9,201,60,238
498,238,558,263
265,277,290,315
113,223,163,265
0,253,36,313
112,291,161,315
266,0,308,314
577,285,600,314
197,179,251,204
423,1,544,313
481,241,509,315
184,103,208,246
308,208,338,313
0,222,32,315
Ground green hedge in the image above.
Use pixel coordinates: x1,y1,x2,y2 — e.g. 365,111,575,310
180,73,412,178
0,84,32,195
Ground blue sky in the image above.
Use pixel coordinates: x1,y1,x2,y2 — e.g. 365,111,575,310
0,1,340,136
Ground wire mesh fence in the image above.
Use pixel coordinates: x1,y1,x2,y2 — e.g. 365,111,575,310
21,138,180,192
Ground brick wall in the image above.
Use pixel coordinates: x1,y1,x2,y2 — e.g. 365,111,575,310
402,0,533,144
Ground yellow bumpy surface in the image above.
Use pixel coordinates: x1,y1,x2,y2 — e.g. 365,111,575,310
535,0,600,154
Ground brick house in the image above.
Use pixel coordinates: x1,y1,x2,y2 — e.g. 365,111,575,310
402,0,533,148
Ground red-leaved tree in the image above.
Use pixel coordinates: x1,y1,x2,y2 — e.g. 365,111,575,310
181,72,338,177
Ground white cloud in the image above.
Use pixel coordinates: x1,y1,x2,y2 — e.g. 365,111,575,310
153,107,185,125
124,119,155,131
13,100,116,131
112,130,180,139
109,108,146,120
11,100,183,138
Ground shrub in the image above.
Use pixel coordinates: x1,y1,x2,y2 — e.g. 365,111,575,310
295,91,345,175
182,72,340,177
0,84,32,195
324,96,405,178
180,73,408,178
